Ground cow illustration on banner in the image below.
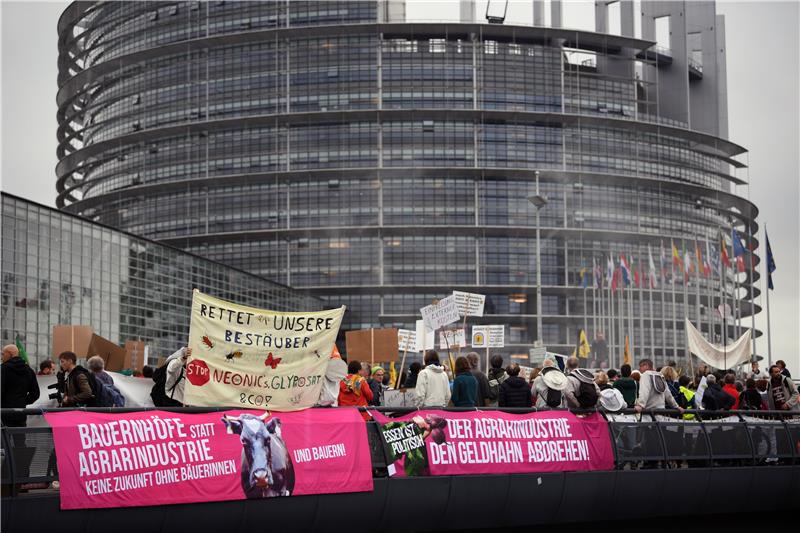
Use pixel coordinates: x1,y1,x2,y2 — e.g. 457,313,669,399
45,408,372,510
185,290,345,410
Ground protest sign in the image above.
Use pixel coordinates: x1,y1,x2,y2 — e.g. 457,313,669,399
471,326,504,348
185,290,344,410
45,408,372,510
345,328,398,364
415,319,435,352
452,291,485,317
373,410,613,477
397,329,417,352
528,346,547,366
420,296,460,330
439,329,467,350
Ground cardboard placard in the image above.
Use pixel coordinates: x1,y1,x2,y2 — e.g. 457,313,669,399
471,325,505,348
415,320,435,352
124,340,147,372
439,329,467,350
397,329,417,352
345,328,398,363
528,346,548,366
452,291,485,317
420,296,460,330
51,325,94,358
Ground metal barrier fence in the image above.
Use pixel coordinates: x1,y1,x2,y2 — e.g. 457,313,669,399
2,407,799,498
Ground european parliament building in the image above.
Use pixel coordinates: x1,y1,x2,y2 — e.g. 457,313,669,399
55,0,760,366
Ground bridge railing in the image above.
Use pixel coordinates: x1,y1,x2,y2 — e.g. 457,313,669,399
2,407,798,497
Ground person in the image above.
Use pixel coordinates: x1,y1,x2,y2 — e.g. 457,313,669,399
486,354,508,407
164,347,191,406
142,365,155,379
756,378,769,406
1,344,40,438
613,364,637,408
368,366,385,406
634,358,682,413
534,361,568,408
746,360,765,380
413,350,451,408
677,375,696,418
607,369,619,383
766,364,799,411
721,373,740,409
595,371,611,390
317,348,347,407
37,360,54,376
403,362,422,388
775,360,791,378
565,357,600,409
591,332,609,369
528,367,541,389
359,362,371,380
87,355,114,387
466,352,490,407
338,360,373,418
58,351,95,407
702,374,733,411
738,378,765,410
598,388,626,413
499,363,533,408
451,356,478,407
660,366,681,406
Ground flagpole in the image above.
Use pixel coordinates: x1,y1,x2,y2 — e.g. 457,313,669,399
671,240,678,363
764,224,772,366
747,222,757,361
682,239,691,368
647,247,655,359
638,250,645,358
694,236,702,346
660,242,667,364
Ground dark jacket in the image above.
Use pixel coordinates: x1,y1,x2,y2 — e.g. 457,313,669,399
452,372,478,407
471,369,490,407
498,376,533,408
368,378,384,406
613,377,637,407
404,372,419,389
487,367,508,403
64,366,95,407
703,383,734,411
738,389,764,410
1,357,40,426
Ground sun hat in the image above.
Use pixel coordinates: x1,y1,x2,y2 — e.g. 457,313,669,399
541,366,568,391
571,368,595,384
599,388,625,412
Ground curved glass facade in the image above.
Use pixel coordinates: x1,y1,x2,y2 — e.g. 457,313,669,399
57,1,760,365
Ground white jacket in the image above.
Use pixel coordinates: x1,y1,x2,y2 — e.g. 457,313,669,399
636,370,679,409
317,358,347,407
413,365,451,407
165,347,187,405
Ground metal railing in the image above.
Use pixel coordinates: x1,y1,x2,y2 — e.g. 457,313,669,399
2,407,798,498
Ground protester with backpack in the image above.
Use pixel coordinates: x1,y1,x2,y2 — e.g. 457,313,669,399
87,355,126,407
486,355,508,407
738,378,765,411
566,367,600,409
58,351,97,407
534,360,568,408
166,347,191,406
634,358,683,414
767,364,799,411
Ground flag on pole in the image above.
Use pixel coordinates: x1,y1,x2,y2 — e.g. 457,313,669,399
766,230,776,290
606,255,614,286
571,329,591,359
708,240,719,275
579,262,589,288
593,257,602,289
15,338,29,365
619,254,631,286
611,265,619,294
630,255,640,288
672,240,682,267
683,243,693,282
731,228,746,273
648,245,658,289
389,361,397,388
660,242,669,281
623,335,631,366
720,234,731,269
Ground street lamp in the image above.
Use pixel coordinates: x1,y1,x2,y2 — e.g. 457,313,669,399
527,170,548,346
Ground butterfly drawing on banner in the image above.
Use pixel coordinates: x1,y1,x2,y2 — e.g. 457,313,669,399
264,352,282,369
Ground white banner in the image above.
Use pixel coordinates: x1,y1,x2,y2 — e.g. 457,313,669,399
185,289,345,410
415,319,435,352
452,291,486,317
471,325,505,348
397,328,417,352
685,318,751,369
420,296,460,330
439,329,467,350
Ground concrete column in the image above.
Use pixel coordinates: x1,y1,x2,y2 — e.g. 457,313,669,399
460,0,475,23
551,0,562,27
687,1,723,136
534,1,545,26
379,0,406,22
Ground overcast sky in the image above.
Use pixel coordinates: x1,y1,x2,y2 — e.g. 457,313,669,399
1,1,798,371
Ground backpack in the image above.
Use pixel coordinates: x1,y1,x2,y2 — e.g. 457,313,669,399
545,387,563,408
97,381,126,407
574,378,599,408
487,371,507,402
150,360,183,407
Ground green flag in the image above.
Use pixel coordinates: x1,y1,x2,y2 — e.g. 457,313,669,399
15,338,29,365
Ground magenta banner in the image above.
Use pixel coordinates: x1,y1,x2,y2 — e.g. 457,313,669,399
372,410,613,477
44,409,373,510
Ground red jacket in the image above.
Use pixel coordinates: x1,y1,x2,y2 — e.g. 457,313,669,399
338,374,373,419
722,384,740,409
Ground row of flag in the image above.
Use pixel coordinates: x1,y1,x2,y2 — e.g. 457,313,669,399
578,228,778,292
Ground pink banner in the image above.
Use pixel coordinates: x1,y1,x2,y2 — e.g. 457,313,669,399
45,409,373,510
372,410,613,477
